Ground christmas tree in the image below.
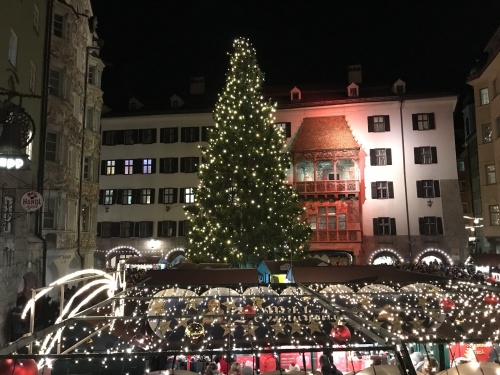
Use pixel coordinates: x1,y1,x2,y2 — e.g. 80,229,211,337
185,38,310,266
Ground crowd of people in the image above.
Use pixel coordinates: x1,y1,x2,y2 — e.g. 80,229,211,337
395,260,492,281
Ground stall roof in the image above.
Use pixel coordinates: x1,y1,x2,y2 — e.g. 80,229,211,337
143,268,258,285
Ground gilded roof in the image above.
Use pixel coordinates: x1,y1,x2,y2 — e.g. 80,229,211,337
290,116,359,152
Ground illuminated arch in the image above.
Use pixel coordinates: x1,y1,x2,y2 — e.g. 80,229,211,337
103,246,141,268
369,248,404,265
415,248,453,265
165,247,185,262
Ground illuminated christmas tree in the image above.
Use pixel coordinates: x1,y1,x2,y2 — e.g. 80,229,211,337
185,38,310,266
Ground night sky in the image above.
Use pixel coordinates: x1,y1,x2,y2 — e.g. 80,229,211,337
90,0,499,110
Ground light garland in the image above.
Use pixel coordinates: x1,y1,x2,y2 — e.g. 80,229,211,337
368,248,405,265
415,247,454,265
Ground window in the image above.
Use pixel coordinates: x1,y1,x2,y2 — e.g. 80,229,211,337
48,69,62,97
412,113,435,131
418,216,443,235
104,190,114,205
178,220,190,237
482,123,492,143
368,116,390,132
29,62,36,93
480,88,490,105
123,159,133,175
181,127,199,142
373,217,396,235
33,4,40,32
83,157,91,180
414,146,438,164
45,132,58,162
142,159,153,174
371,181,394,199
99,222,112,238
141,129,155,144
274,122,292,138
102,130,116,146
459,180,467,192
119,221,131,238
124,130,136,145
141,189,153,204
160,188,177,204
106,160,115,175
160,158,178,173
349,87,358,97
486,164,496,184
139,221,153,237
490,205,500,226
53,13,64,38
457,160,465,172
308,214,317,230
370,148,392,166
181,188,195,203
87,66,97,85
160,127,178,143
158,221,176,237
8,29,18,67
181,157,199,173
416,180,441,198
118,189,131,205
2,196,14,233
43,197,57,229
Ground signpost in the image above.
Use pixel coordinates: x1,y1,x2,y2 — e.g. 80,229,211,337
20,190,44,212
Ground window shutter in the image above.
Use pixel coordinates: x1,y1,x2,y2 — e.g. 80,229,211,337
102,131,107,145
437,217,443,234
414,147,421,164
157,221,163,237
418,217,425,234
116,159,124,174
371,182,377,199
173,188,178,203
372,218,379,235
138,129,144,144
433,180,441,197
195,157,200,172
412,114,418,130
98,190,104,204
390,218,397,235
180,157,186,172
133,222,140,237
100,160,106,175
158,188,164,203
147,221,153,237
160,128,165,143
178,221,184,236
116,189,123,204
180,127,186,142
111,222,120,237
429,113,435,129
133,159,142,174
173,128,179,142
131,129,139,144
173,158,179,173
367,117,374,132
384,115,390,131
285,123,292,138
133,189,141,204
112,190,117,204
386,149,392,165
159,158,165,173
172,221,177,237
97,222,101,237
116,130,124,145
416,181,423,198
151,158,156,173
152,129,157,143
388,182,394,198
179,188,185,203
150,188,155,204
431,147,438,163
370,149,376,166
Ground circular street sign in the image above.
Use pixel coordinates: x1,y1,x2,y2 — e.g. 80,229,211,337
21,191,44,212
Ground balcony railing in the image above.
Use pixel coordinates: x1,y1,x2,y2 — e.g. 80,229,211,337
294,180,359,194
309,229,361,243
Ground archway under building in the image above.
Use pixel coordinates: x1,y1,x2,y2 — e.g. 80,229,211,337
311,251,354,265
105,246,141,269
416,248,453,265
370,249,404,265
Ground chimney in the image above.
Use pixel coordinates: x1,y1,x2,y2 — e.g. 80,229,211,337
347,65,362,84
190,76,205,95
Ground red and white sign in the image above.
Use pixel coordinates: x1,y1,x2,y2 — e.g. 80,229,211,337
21,191,44,212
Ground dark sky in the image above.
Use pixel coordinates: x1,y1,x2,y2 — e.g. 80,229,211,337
90,0,499,110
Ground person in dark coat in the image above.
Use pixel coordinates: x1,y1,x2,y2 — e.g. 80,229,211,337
319,355,342,375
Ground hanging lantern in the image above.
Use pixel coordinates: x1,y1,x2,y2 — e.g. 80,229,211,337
484,294,499,305
330,323,351,344
439,298,455,311
243,304,256,321
185,322,205,344
0,359,38,375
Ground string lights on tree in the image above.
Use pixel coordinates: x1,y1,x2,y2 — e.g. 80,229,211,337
185,37,310,265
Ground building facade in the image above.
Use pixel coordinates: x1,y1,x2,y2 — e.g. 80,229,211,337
0,0,47,346
43,0,104,283
467,27,500,254
98,71,467,267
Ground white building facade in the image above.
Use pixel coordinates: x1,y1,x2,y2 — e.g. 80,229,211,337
98,77,466,267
